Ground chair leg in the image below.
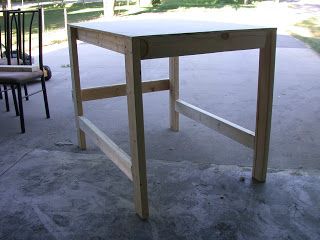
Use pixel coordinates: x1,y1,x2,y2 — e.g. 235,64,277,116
17,84,25,133
24,84,29,101
0,85,3,100
40,76,50,118
10,84,19,116
3,85,9,112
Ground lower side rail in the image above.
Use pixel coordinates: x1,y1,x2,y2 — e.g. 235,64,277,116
78,116,133,180
175,99,255,148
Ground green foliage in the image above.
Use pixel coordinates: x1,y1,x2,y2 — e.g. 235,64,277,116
152,0,162,6
293,17,320,54
295,17,320,38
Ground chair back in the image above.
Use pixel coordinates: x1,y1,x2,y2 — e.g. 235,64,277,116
0,8,43,70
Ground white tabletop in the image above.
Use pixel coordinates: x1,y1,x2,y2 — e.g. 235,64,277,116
70,19,273,37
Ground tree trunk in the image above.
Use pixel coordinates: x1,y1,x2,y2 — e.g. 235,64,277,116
139,0,152,7
103,0,115,18
5,0,12,9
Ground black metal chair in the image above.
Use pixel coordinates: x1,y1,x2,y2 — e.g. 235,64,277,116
0,8,50,133
0,9,31,113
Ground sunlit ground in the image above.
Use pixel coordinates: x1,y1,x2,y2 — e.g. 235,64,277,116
291,17,320,53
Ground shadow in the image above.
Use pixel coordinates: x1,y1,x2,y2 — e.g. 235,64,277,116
288,3,320,14
42,2,103,11
292,34,320,53
279,0,300,2
277,34,307,49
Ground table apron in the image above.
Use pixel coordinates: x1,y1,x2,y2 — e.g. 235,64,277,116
138,30,268,59
76,28,129,54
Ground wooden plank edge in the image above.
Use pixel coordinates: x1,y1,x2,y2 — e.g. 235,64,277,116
81,79,170,101
77,28,127,54
78,116,133,181
0,65,40,72
139,30,267,60
175,99,255,148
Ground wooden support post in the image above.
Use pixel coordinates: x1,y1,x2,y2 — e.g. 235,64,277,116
64,8,68,32
253,29,277,182
125,39,149,219
169,57,179,131
68,27,86,150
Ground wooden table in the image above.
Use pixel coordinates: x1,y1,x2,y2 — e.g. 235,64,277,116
68,20,276,219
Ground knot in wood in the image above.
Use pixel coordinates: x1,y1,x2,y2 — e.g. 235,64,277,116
221,32,230,40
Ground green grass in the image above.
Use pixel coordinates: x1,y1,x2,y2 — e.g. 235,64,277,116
1,0,247,33
42,2,104,31
0,0,255,47
131,0,254,15
0,2,105,32
155,0,250,8
2,1,254,33
293,35,320,54
0,2,107,49
293,17,320,54
35,1,138,30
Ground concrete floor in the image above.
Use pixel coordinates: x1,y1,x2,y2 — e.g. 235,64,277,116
1,149,319,239
0,31,320,239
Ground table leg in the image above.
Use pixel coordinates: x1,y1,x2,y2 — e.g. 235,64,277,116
125,39,149,219
253,29,277,182
68,27,86,150
169,57,179,131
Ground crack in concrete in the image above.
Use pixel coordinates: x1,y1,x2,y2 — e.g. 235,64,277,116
32,204,67,240
0,149,33,179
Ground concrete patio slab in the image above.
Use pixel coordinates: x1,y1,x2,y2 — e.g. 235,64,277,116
0,149,319,240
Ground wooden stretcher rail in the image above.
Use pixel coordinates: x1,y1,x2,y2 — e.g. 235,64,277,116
175,100,255,148
78,116,133,180
81,79,170,101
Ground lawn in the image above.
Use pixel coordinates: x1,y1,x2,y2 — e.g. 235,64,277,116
38,2,105,31
26,0,252,31
132,0,253,14
292,17,320,54
0,2,105,31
